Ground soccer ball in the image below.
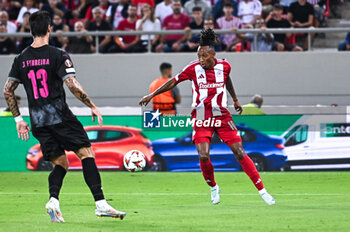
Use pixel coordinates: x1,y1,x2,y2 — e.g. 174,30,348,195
123,150,146,172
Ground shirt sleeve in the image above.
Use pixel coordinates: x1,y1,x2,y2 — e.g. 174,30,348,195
174,63,193,83
237,3,243,17
253,0,262,15
171,86,180,99
346,33,350,44
56,51,76,81
117,21,124,30
154,4,161,18
162,15,169,28
8,56,21,83
216,18,222,29
308,4,315,15
136,19,142,29
106,5,112,17
155,19,161,31
223,61,231,77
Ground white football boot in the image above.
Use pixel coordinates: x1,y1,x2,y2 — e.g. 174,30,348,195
210,185,220,205
259,188,275,205
45,197,65,223
95,200,126,220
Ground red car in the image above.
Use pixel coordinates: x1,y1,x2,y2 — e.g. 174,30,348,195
26,125,154,171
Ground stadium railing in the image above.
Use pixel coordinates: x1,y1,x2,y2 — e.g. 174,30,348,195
1,27,350,53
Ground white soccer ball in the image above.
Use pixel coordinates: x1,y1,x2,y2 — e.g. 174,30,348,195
123,150,146,172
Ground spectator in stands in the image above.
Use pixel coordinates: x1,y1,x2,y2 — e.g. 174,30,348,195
106,0,129,29
41,0,66,20
49,13,69,49
87,6,113,53
184,0,211,19
338,33,350,51
0,23,16,54
156,0,191,52
0,10,16,33
237,0,262,27
261,0,279,18
136,4,161,52
3,0,22,20
184,6,203,51
203,16,222,51
279,0,297,14
113,4,140,53
16,0,38,25
16,11,32,52
84,0,109,25
212,0,238,21
189,6,204,29
287,0,314,50
132,0,155,17
155,0,173,23
266,3,303,51
242,94,266,115
62,21,95,53
307,0,326,28
216,3,243,51
149,62,181,115
241,18,274,52
0,95,20,116
63,0,86,28
329,0,341,19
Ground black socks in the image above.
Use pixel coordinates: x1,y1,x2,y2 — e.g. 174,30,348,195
82,157,105,201
48,165,67,200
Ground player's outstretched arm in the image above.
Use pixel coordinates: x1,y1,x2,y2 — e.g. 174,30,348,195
3,79,31,141
139,78,178,106
64,76,103,126
226,76,243,115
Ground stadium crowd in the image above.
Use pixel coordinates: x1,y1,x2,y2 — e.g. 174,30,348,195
0,0,337,54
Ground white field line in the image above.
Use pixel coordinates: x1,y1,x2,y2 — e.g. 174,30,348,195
0,192,349,196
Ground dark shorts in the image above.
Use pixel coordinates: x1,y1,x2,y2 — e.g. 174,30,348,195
32,117,91,161
272,41,296,51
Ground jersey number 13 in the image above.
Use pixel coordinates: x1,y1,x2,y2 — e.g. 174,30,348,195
27,69,49,99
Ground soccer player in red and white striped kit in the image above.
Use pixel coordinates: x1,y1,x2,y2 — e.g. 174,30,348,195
140,29,275,205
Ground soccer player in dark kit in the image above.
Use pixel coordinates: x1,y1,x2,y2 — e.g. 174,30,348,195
3,11,126,222
140,29,275,206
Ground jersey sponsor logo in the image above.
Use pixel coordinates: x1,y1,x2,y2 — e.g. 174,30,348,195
199,82,224,89
65,68,76,73
65,59,72,67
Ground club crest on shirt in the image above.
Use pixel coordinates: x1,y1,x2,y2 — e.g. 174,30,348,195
65,59,72,67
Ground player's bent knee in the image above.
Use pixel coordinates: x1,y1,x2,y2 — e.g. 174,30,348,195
230,144,246,160
51,155,69,170
76,146,95,160
198,152,210,162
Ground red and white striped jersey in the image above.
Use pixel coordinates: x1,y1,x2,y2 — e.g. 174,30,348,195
174,58,232,120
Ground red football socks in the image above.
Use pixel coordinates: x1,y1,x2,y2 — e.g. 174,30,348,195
200,159,216,187
239,155,264,191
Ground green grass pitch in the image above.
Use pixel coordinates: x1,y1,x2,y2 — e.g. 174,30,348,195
0,172,349,232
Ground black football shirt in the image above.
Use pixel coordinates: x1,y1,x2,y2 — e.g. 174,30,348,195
8,45,76,128
266,18,291,44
